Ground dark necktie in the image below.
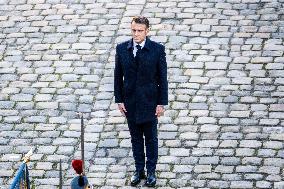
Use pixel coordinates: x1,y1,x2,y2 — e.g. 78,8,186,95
136,45,141,55
135,45,142,63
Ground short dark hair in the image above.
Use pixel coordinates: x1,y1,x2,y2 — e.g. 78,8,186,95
131,16,149,28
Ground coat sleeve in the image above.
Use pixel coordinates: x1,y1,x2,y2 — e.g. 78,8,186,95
157,45,168,105
114,45,124,103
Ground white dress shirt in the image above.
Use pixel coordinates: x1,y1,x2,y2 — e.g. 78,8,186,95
133,39,146,57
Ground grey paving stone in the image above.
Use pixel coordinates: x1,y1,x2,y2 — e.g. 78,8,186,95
52,138,77,145
221,157,241,166
244,173,263,181
192,148,213,156
263,158,284,167
208,180,230,188
230,181,253,188
255,181,272,189
197,140,219,148
214,165,234,174
215,149,234,157
98,139,119,148
263,141,283,149
56,146,74,155
239,140,262,148
220,132,243,140
258,149,276,157
236,165,258,173
24,116,47,123
259,166,280,175
275,182,284,189
236,148,255,157
10,94,33,102
199,156,219,165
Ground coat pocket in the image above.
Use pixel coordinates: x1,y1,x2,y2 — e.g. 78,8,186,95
144,83,158,103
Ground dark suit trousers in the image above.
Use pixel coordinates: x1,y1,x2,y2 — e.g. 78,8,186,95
127,119,158,173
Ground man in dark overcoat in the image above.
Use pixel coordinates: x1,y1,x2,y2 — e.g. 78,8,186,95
114,16,168,187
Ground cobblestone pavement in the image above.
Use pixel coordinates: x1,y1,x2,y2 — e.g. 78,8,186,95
0,0,284,188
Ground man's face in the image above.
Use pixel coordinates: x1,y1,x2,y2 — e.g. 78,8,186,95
131,21,149,44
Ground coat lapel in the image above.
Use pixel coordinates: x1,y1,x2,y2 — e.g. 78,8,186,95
126,39,137,69
140,37,151,65
126,37,153,70
143,37,152,51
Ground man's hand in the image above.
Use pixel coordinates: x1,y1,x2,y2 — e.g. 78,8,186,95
118,103,127,116
155,105,164,117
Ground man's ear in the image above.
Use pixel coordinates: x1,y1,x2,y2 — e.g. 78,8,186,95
146,27,150,35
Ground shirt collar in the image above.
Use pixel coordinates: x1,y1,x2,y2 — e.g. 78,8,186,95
133,39,146,49
127,37,150,51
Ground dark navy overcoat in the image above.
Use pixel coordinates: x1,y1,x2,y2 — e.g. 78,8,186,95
114,37,168,124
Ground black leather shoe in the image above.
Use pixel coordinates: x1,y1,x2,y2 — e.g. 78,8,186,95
145,172,156,187
130,171,146,186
